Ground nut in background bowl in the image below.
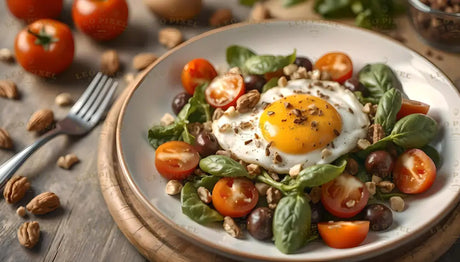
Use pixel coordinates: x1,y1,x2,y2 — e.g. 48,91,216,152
408,0,460,53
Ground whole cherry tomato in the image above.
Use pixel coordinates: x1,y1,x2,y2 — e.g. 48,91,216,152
155,141,200,180
393,149,436,194
318,221,370,249
6,0,63,23
212,177,259,218
396,98,430,120
181,58,218,94
72,0,129,41
314,52,353,84
15,19,74,78
205,73,246,110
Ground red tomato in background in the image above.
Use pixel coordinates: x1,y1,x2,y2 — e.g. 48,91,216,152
72,0,129,41
6,0,63,23
205,73,245,109
321,174,369,218
396,98,430,120
15,19,74,78
181,58,218,94
155,141,200,180
212,177,258,218
318,221,369,249
314,52,353,84
393,149,436,194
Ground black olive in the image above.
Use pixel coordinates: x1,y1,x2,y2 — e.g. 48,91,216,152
363,204,393,231
193,131,220,157
244,74,266,92
310,203,324,224
365,150,394,177
344,77,366,93
247,207,273,240
294,56,313,72
172,92,192,115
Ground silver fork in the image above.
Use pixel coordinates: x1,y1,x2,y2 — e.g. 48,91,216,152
0,73,117,189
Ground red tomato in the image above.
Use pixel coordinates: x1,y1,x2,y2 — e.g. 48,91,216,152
15,19,74,78
205,74,245,109
6,0,63,23
314,52,353,84
393,149,436,194
212,177,259,218
321,174,369,218
396,98,430,120
181,58,218,94
155,141,200,180
72,0,129,41
318,221,369,249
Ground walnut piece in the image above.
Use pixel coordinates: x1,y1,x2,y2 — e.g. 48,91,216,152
0,48,14,63
246,164,261,176
197,186,212,204
57,154,80,170
159,28,183,49
223,216,241,238
17,221,40,248
26,192,60,215
132,53,157,71
0,128,13,149
365,182,376,195
16,206,26,217
377,181,395,193
236,90,260,113
289,164,302,177
55,93,73,106
255,182,269,196
267,187,282,209
209,9,233,27
3,175,30,204
0,80,18,99
309,186,321,204
100,50,120,76
165,180,182,195
160,113,175,126
27,109,54,132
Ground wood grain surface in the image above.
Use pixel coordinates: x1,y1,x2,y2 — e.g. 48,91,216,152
0,0,459,261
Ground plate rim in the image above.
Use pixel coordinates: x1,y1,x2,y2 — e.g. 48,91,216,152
115,20,460,261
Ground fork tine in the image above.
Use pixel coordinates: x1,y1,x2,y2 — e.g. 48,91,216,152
89,81,118,124
82,78,113,121
75,75,109,118
69,72,104,115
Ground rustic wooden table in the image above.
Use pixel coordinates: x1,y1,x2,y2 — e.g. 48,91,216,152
0,1,459,261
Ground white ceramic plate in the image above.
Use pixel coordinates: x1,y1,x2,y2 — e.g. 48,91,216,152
116,21,460,261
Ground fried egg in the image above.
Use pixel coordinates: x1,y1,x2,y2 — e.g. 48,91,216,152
212,79,369,174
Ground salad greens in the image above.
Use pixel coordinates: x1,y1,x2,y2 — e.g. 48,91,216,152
199,155,251,178
239,0,307,7
374,88,402,136
358,63,402,103
262,77,279,93
181,182,224,224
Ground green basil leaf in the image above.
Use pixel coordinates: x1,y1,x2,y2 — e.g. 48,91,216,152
193,175,221,192
283,0,307,7
353,91,380,105
199,155,250,178
148,122,184,149
374,88,402,135
244,50,296,75
355,137,392,159
294,160,347,189
226,45,256,68
358,63,402,101
355,8,373,29
181,125,195,145
181,182,223,224
390,114,438,149
314,0,354,18
273,193,311,254
188,83,212,123
421,145,441,168
262,77,279,93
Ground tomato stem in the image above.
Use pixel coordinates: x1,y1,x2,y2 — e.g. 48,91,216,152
27,26,59,51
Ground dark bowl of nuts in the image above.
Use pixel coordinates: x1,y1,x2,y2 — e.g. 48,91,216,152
408,0,460,52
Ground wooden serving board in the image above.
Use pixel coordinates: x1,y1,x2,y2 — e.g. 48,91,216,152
97,78,460,262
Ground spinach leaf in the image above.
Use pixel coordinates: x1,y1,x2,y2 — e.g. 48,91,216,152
283,0,307,7
226,45,256,68
358,63,402,102
262,77,279,93
186,84,212,123
294,159,347,189
314,0,354,18
199,155,250,178
148,122,184,149
193,175,220,192
421,145,441,168
390,114,438,149
181,182,223,224
244,50,296,75
374,88,402,135
353,91,380,105
273,193,311,254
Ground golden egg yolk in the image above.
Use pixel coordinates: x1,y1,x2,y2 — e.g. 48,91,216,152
259,94,342,154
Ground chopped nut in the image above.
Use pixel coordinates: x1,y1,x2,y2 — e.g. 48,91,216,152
321,148,332,159
377,181,395,193
357,138,371,150
26,192,60,215
100,50,120,76
223,216,241,238
291,67,307,80
210,9,233,27
219,123,231,132
212,108,224,121
365,182,376,195
0,48,14,63
289,164,303,177
0,128,13,149
228,67,242,75
17,221,40,248
55,93,73,106
309,69,321,80
278,76,288,87
390,196,405,212
203,121,212,132
197,186,212,204
216,150,232,158
165,180,182,195
371,124,384,144
236,90,260,113
246,164,261,176
268,171,279,181
16,206,26,217
0,80,19,99
362,103,372,114
309,187,321,204
255,182,270,196
320,71,332,80
273,152,283,164
159,28,183,49
267,187,282,209
3,176,30,204
160,113,175,126
283,64,298,76
345,158,359,175
224,106,237,117
57,154,79,170
372,175,382,184
132,53,157,71
249,2,270,22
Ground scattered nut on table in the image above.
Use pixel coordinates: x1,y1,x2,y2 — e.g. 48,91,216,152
0,80,19,99
27,109,54,132
223,216,241,238
132,53,157,71
17,221,40,248
165,180,182,195
3,175,30,204
57,154,80,170
55,93,73,106
0,128,13,149
0,48,14,63
26,192,60,215
210,9,233,27
100,50,120,76
249,2,270,22
16,206,26,217
158,28,183,49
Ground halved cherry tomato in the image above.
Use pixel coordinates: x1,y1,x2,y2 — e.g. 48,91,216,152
212,177,258,218
205,73,245,109
314,52,353,84
7,0,63,23
393,149,436,194
155,141,200,180
396,98,430,120
15,19,74,78
321,174,369,218
181,58,218,94
318,221,370,249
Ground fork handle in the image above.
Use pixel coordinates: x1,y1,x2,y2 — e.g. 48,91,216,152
0,128,64,189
